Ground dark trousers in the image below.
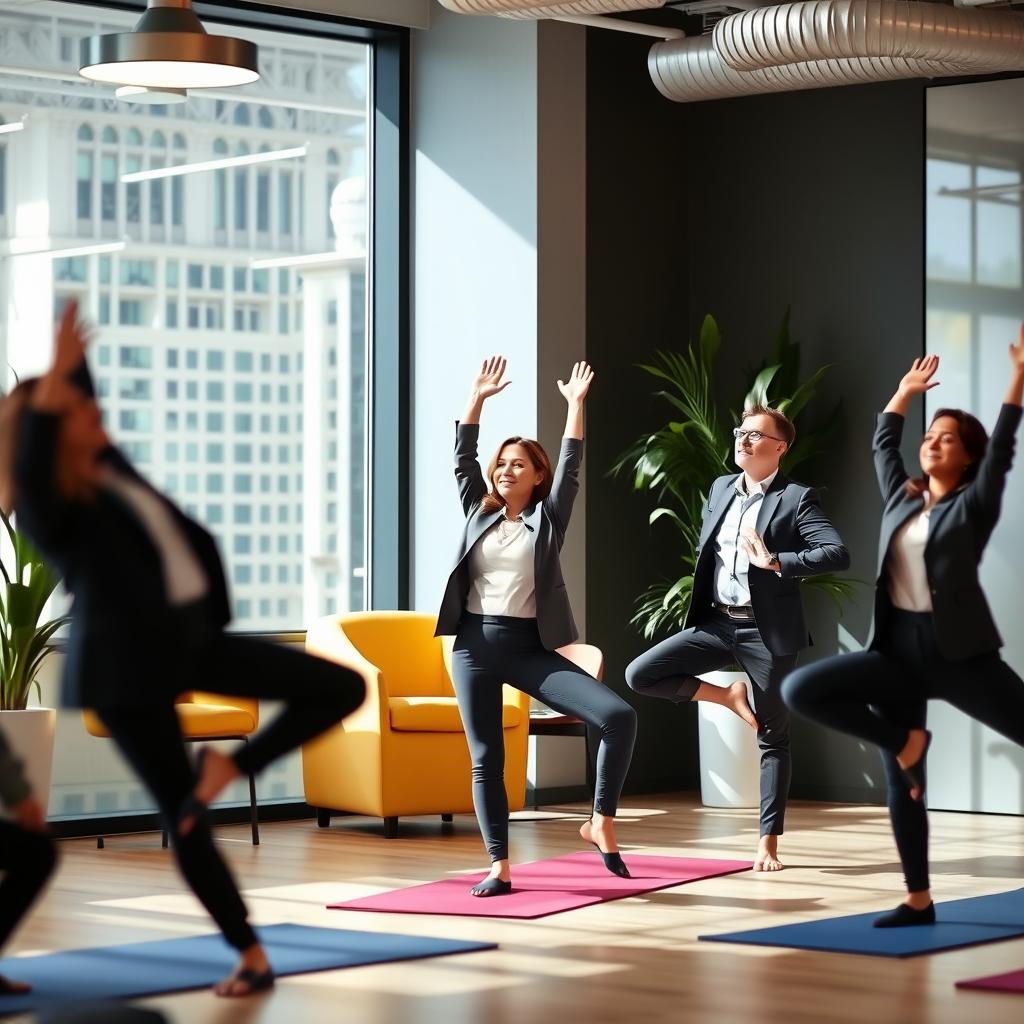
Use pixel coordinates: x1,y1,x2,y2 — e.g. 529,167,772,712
782,608,1024,892
452,614,637,863
625,610,797,836
96,634,365,950
0,821,57,953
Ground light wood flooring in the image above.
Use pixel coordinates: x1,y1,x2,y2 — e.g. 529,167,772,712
7,794,1024,1023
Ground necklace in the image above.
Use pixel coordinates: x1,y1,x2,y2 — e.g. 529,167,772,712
496,514,524,541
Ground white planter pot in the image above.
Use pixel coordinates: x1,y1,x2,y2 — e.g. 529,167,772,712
0,707,57,816
697,671,760,808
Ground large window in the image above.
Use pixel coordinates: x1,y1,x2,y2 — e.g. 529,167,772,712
0,1,387,821
925,77,1024,814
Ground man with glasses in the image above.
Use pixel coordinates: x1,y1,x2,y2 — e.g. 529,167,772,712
626,403,849,871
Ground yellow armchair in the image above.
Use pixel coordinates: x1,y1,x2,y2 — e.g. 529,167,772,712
303,611,531,838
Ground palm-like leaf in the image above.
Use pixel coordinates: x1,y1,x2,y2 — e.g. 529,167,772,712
617,310,857,639
1,509,68,710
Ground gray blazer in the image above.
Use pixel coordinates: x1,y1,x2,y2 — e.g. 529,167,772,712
686,471,851,659
435,422,581,650
869,404,1022,660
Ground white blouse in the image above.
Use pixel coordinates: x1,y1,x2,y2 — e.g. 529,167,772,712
466,512,537,618
886,495,933,612
104,469,209,606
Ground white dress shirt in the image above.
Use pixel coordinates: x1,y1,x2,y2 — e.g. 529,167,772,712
466,511,537,618
104,469,209,606
886,494,933,612
713,470,779,607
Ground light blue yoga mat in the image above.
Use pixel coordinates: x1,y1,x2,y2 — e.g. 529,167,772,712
0,923,495,1016
701,887,1024,958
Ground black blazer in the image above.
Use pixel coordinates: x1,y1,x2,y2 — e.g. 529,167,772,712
14,410,231,709
869,404,1022,661
435,422,580,651
686,471,850,660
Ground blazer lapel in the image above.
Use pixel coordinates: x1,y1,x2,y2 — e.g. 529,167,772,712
465,508,503,553
755,472,788,536
923,491,960,550
877,497,925,577
700,476,740,548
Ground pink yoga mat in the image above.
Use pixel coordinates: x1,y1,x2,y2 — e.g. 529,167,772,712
329,852,752,919
957,968,1024,994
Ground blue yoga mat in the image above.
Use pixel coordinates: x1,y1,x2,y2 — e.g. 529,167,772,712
0,923,495,1016
701,886,1024,958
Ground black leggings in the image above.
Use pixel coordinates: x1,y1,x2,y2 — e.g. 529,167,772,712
96,634,365,950
452,614,637,863
782,609,1024,892
0,821,57,953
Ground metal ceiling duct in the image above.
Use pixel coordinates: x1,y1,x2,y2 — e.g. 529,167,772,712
438,0,665,16
649,0,1024,103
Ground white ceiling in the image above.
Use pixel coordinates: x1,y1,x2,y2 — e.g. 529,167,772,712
929,76,1024,145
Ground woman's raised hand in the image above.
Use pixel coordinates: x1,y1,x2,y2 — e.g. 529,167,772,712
50,299,90,379
897,355,940,398
472,356,512,401
557,361,595,405
1010,323,1024,373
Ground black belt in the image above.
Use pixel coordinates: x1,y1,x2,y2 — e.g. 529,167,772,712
712,602,755,621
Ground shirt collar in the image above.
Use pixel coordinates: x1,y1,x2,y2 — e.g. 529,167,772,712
735,468,779,497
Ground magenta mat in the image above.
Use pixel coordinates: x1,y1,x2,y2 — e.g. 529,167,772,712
957,968,1024,994
328,852,752,919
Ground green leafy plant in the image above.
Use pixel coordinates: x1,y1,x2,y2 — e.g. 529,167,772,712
614,310,858,640
0,510,68,710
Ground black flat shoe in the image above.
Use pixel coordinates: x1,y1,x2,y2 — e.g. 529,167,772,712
873,901,936,928
582,819,631,879
901,730,933,801
470,877,513,897
217,966,275,996
594,850,631,879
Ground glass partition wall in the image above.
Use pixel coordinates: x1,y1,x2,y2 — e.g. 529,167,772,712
926,77,1024,814
0,1,374,820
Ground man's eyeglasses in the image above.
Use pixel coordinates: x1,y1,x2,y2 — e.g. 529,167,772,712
733,427,785,444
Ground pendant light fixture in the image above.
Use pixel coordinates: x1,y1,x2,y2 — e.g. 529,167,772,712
79,0,259,91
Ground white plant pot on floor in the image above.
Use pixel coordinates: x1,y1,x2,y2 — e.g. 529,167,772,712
697,671,759,808
0,707,56,816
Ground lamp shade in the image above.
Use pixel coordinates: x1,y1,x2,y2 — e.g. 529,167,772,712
80,0,258,90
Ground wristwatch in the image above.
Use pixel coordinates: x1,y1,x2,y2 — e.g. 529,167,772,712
768,553,782,576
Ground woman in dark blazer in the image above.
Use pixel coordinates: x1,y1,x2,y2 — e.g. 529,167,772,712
0,302,366,995
437,356,637,896
783,337,1024,927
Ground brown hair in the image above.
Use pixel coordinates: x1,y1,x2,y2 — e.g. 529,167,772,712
479,436,553,515
905,407,988,497
742,402,796,447
0,380,37,515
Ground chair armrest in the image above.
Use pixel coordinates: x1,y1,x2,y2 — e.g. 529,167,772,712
305,616,387,732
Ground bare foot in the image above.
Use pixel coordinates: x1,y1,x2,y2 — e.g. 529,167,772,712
726,681,759,730
580,814,620,854
214,945,274,998
0,974,31,995
180,747,241,838
754,835,783,872
694,680,759,730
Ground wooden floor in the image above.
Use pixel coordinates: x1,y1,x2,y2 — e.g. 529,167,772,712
8,794,1024,1023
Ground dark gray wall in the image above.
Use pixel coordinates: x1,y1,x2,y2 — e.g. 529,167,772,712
586,32,927,801
585,28,697,792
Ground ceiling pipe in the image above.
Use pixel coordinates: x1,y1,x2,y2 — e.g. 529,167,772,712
437,1,666,15
552,13,685,36
650,0,1024,102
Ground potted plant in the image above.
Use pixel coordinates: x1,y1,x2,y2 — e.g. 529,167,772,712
0,508,68,808
615,311,857,806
